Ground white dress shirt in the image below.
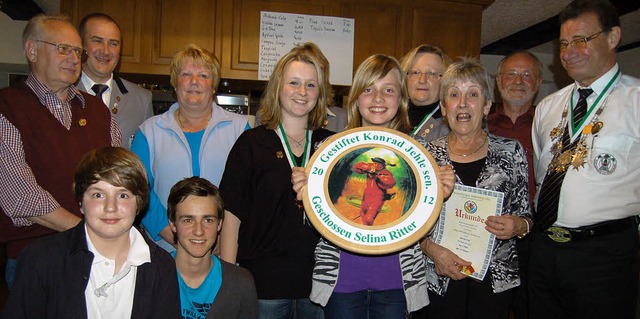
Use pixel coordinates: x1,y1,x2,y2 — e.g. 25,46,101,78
533,64,640,227
81,72,114,108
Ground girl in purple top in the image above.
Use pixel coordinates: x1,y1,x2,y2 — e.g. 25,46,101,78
293,54,454,318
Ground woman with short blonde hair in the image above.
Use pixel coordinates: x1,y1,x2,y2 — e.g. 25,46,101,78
131,44,249,252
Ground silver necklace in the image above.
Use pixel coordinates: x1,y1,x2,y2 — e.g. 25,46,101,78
285,133,306,149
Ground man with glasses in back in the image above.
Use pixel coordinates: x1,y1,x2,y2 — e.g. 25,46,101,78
0,14,120,288
489,50,542,319
491,51,542,205
530,0,640,318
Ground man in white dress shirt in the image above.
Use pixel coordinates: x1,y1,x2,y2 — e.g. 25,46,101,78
530,0,640,318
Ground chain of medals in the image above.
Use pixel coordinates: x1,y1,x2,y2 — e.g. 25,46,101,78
547,70,620,173
276,124,311,225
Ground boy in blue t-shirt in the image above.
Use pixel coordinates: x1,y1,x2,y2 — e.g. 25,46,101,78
167,177,258,319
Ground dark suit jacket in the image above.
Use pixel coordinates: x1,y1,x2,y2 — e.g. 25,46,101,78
2,222,181,319
77,73,153,148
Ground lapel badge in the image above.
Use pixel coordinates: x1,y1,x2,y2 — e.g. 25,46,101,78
276,151,284,159
78,118,87,127
593,153,616,175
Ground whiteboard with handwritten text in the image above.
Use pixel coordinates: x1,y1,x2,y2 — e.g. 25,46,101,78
259,11,355,85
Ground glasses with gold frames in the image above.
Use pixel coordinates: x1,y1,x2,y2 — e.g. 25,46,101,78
559,30,604,52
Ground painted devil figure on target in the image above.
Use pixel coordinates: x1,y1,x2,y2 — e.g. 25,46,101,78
353,157,397,225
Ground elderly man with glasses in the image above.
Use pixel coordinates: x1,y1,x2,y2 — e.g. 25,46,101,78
0,14,120,288
490,51,542,206
530,0,640,318
488,50,542,319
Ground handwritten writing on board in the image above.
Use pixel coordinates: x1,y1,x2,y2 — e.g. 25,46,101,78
259,11,355,86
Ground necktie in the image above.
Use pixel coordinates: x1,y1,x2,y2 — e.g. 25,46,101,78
536,88,593,230
91,84,109,101
572,88,593,128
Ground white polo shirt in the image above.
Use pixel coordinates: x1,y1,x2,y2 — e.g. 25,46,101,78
84,226,151,318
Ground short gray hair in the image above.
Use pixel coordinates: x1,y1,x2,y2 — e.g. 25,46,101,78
440,57,493,103
23,14,72,45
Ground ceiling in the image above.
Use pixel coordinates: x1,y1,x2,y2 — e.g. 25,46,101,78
481,0,640,55
34,0,59,13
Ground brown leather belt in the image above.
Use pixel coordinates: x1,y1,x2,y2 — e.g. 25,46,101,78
545,217,638,243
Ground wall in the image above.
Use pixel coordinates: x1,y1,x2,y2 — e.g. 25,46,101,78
0,12,30,88
0,13,28,64
618,48,640,79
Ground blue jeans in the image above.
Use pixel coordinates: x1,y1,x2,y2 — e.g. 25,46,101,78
5,258,17,290
258,298,324,319
324,289,409,319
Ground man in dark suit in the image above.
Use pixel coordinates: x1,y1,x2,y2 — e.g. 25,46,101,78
77,13,153,148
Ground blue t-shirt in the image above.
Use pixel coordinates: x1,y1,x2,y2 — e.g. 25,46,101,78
172,253,223,319
184,130,205,177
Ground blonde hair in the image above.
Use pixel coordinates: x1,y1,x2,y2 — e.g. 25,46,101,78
345,54,411,134
258,42,332,130
399,44,451,75
170,44,221,91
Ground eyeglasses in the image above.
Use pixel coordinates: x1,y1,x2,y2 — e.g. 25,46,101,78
37,40,84,57
559,30,604,52
407,70,442,80
501,70,537,81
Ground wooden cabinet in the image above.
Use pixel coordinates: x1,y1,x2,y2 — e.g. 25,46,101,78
145,0,220,74
219,0,338,79
61,0,145,68
339,0,407,67
339,0,489,66
411,0,485,59
61,0,492,79
61,0,220,75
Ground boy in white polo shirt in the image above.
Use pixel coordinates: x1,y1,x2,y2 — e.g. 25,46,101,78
3,147,180,318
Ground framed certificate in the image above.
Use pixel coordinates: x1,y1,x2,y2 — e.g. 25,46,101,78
303,127,443,255
433,184,504,280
